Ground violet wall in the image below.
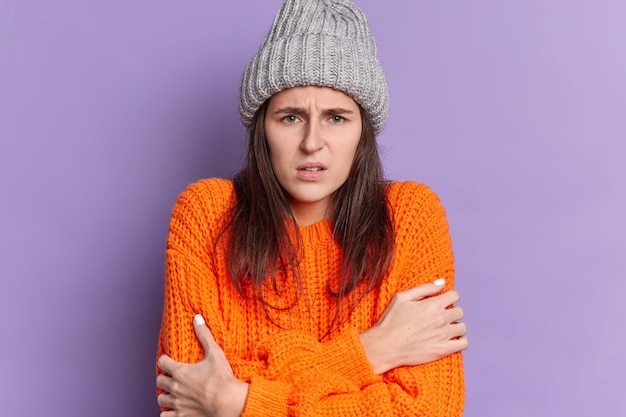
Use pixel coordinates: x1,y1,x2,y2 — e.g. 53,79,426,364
1,0,624,415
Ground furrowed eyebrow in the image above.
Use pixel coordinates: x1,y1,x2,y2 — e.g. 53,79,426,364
323,108,354,115
272,107,355,115
273,107,305,115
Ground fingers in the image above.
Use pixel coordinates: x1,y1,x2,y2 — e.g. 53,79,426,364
451,335,469,352
157,354,177,376
443,317,468,352
193,314,219,355
437,289,461,307
157,392,174,409
435,335,469,360
396,278,447,302
396,278,462,307
445,305,464,322
156,373,173,392
453,321,468,338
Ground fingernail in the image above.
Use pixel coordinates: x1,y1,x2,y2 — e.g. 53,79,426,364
433,278,446,286
193,314,205,326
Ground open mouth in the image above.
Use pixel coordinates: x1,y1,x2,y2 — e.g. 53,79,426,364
296,164,327,180
297,162,328,172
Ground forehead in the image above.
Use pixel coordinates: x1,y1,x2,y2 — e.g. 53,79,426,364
268,86,358,109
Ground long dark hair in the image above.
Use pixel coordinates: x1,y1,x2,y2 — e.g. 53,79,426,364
216,100,395,332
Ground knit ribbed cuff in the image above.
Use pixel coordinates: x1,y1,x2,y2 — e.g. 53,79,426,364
242,376,291,417
314,327,381,387
242,329,381,415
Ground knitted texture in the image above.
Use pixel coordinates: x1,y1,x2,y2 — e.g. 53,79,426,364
239,0,390,134
157,179,465,416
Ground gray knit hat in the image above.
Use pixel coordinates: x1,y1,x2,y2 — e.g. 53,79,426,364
239,0,389,134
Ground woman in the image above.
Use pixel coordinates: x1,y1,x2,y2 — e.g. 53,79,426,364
156,0,468,416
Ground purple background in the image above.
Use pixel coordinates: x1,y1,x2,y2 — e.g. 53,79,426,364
1,0,624,415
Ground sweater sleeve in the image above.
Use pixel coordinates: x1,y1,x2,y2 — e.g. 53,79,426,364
242,341,463,417
156,180,232,393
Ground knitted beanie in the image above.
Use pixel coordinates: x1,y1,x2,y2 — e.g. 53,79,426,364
239,0,389,134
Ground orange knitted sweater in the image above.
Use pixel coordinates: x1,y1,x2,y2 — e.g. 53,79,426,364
157,178,464,416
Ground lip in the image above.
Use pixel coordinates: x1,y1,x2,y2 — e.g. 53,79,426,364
296,162,327,181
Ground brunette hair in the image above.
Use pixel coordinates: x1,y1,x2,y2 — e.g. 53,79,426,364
216,100,395,331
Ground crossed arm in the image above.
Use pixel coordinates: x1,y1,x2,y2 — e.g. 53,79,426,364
156,279,467,417
156,181,468,416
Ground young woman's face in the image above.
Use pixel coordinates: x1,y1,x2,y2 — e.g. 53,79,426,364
264,86,362,225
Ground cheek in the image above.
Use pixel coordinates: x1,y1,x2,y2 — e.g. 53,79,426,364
265,135,281,168
333,144,360,182
267,145,291,180
344,137,361,166
267,149,280,173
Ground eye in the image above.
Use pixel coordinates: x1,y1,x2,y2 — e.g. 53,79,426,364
282,115,299,123
329,115,345,124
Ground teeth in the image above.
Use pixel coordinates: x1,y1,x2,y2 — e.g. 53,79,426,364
302,167,322,171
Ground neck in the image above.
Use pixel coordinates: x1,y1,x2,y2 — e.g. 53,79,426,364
289,199,330,227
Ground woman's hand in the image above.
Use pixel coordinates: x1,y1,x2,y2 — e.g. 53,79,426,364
360,279,468,375
156,315,249,417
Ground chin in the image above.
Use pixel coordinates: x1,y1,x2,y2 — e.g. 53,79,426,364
288,188,334,204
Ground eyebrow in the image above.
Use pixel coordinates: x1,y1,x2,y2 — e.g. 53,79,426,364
272,106,355,116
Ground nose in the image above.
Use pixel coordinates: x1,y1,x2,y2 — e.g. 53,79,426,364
299,120,325,154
